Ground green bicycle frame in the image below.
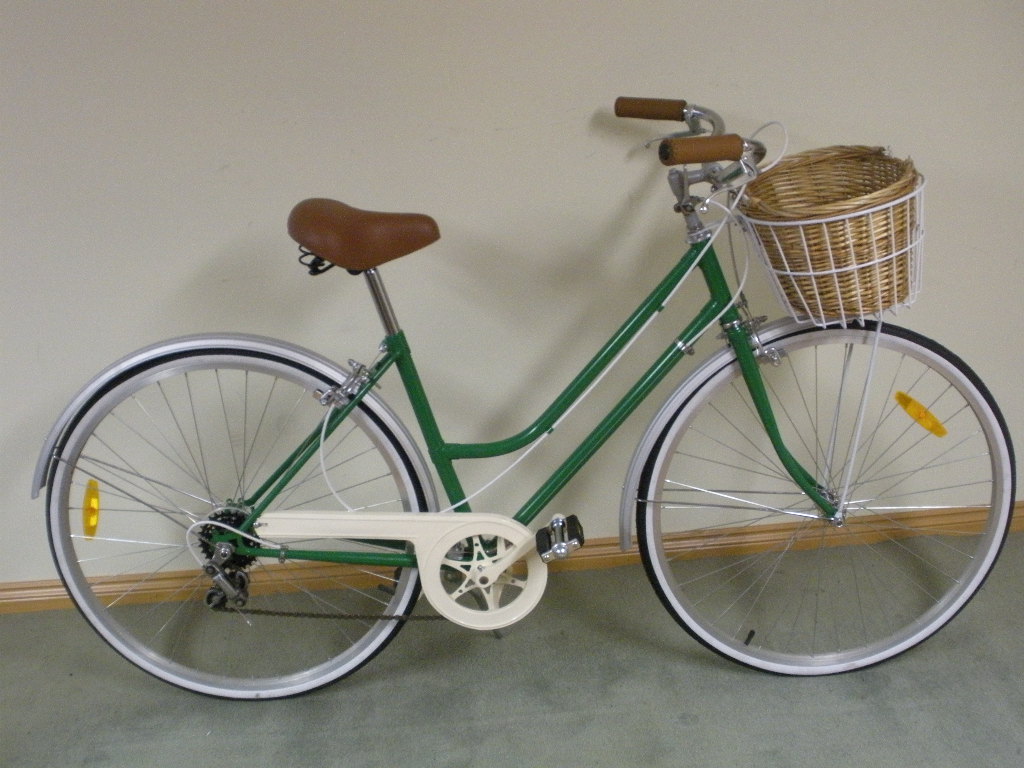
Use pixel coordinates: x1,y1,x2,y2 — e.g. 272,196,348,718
236,238,834,565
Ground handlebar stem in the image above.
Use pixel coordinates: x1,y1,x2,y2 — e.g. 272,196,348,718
668,170,714,242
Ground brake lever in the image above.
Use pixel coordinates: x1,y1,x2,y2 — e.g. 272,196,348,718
685,105,725,136
644,127,705,149
643,103,725,148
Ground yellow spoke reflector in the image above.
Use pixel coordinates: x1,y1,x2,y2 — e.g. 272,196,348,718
894,392,948,437
83,479,100,538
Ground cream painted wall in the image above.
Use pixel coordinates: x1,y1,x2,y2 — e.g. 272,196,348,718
3,0,1022,583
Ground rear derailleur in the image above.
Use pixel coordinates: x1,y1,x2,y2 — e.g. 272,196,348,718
196,509,258,610
202,541,251,610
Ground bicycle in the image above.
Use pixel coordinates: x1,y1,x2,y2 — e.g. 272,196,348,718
32,97,1016,699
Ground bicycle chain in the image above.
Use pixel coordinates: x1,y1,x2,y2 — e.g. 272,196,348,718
213,605,445,621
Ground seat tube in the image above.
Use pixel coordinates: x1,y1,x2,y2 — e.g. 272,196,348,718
385,331,472,511
364,268,401,336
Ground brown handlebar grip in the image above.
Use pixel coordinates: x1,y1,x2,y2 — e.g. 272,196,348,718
614,96,688,121
659,134,745,165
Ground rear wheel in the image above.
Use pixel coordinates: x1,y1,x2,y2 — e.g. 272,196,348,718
635,323,1015,674
47,344,433,698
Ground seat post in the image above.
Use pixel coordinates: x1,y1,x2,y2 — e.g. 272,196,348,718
363,268,402,336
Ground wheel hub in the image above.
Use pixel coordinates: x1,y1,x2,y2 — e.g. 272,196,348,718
197,507,259,570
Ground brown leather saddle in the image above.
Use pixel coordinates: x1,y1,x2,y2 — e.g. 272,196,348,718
287,198,440,272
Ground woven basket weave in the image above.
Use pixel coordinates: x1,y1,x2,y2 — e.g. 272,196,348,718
739,145,924,326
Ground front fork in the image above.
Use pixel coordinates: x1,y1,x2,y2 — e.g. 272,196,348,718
698,250,840,521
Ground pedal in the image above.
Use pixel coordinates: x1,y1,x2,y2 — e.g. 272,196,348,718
535,515,585,563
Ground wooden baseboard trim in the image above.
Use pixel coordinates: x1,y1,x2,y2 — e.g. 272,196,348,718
0,579,77,614
5,502,1021,614
0,539,641,615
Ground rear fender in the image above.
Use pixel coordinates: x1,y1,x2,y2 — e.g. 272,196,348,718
31,333,435,509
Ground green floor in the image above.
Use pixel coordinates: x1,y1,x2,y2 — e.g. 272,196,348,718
4,534,1022,767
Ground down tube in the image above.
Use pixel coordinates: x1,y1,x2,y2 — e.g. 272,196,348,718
513,297,727,527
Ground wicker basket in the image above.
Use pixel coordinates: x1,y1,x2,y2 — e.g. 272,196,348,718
739,145,925,327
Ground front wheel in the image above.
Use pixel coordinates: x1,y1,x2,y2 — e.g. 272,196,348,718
634,322,1015,674
46,341,435,698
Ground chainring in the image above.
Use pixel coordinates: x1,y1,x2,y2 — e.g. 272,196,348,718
418,518,547,630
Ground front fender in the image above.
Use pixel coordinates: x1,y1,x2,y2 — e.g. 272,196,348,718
31,334,435,509
618,318,812,550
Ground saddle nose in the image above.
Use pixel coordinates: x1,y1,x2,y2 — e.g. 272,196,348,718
287,198,440,272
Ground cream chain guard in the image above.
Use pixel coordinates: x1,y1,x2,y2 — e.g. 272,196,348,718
257,511,547,630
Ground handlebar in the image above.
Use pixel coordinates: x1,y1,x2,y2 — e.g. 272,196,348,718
615,96,764,169
614,97,689,122
658,134,746,165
